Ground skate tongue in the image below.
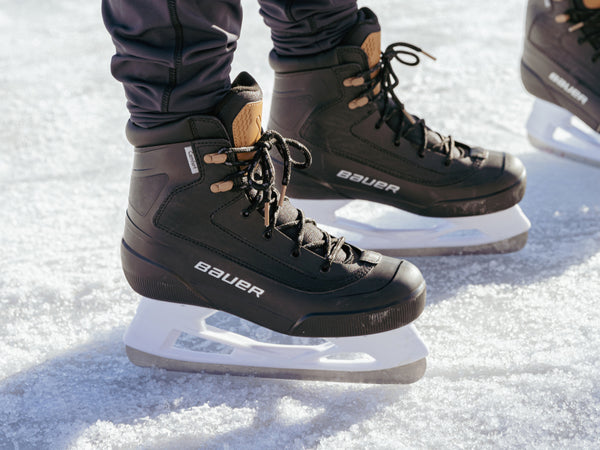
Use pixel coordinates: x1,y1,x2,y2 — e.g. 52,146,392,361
214,72,263,147
343,10,464,160
581,0,600,9
216,75,352,263
342,7,382,70
342,9,450,156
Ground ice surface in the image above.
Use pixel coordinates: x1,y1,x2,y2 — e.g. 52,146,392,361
1,0,599,448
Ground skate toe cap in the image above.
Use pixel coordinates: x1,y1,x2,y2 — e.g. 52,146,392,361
497,152,527,203
394,259,426,297
347,255,425,306
386,258,427,323
503,152,526,185
368,256,426,312
470,150,526,202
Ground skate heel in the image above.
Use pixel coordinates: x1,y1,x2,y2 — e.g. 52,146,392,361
121,240,210,307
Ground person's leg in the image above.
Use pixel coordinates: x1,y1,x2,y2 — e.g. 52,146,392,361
102,0,242,128
102,0,427,382
258,0,358,56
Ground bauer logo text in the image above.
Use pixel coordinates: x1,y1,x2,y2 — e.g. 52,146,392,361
336,170,400,193
194,261,264,298
548,72,588,105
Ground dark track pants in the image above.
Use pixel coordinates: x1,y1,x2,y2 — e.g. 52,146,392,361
102,0,358,127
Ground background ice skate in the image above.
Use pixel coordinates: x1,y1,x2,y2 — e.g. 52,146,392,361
1,0,599,447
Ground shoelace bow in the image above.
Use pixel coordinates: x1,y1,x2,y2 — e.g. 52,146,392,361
208,130,347,271
345,42,475,166
558,7,600,62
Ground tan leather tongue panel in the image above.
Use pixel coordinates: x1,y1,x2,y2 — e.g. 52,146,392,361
232,100,263,148
361,31,381,69
361,31,382,95
584,0,600,9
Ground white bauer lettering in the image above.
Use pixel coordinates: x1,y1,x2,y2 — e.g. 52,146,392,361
337,170,400,194
221,273,239,285
208,267,224,278
194,261,210,272
248,286,265,297
337,169,352,179
194,261,265,298
548,72,589,105
235,279,251,291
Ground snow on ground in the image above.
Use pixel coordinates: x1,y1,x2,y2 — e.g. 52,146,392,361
1,0,600,448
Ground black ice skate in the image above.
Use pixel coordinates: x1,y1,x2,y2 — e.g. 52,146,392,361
522,0,600,166
268,8,530,257
121,72,427,384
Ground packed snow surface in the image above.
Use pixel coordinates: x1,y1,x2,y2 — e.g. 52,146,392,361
1,0,599,448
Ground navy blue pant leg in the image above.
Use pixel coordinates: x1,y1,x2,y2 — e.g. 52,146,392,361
102,0,242,128
103,0,357,128
258,0,358,56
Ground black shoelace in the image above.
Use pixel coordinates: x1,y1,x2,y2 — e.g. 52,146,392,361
209,130,347,271
345,42,475,166
565,7,600,62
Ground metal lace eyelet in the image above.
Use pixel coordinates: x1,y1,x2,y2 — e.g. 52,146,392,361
444,159,452,166
393,140,400,147
241,210,250,217
320,264,331,273
263,230,273,240
291,249,300,258
418,152,425,158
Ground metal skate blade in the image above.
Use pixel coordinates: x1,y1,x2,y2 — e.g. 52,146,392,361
292,199,530,256
527,99,600,168
126,346,426,384
377,231,529,257
123,298,429,385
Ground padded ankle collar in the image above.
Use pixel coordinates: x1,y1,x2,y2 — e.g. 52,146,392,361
269,46,368,74
126,116,229,148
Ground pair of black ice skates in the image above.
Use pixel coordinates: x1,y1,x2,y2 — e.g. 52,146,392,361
119,2,598,384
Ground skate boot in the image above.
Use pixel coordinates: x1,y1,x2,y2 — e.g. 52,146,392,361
121,72,428,383
268,8,530,256
522,0,600,166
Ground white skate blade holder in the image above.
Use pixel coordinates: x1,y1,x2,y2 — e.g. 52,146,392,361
292,199,530,257
124,297,428,384
527,99,600,167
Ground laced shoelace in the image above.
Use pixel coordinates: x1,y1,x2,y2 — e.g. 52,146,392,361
205,130,347,271
344,42,470,166
556,5,600,62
